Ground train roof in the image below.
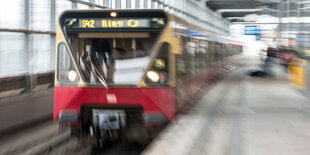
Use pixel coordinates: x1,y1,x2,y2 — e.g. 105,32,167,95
58,9,243,46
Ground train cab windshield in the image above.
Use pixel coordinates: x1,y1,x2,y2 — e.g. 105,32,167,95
58,10,167,86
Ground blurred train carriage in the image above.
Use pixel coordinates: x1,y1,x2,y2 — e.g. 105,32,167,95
54,9,242,145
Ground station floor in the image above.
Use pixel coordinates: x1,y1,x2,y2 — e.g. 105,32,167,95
143,57,310,155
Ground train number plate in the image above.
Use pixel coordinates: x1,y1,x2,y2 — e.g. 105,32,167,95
98,110,120,130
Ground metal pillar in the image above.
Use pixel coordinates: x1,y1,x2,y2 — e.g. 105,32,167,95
277,0,284,47
24,0,35,92
90,0,95,9
72,0,77,9
51,0,56,75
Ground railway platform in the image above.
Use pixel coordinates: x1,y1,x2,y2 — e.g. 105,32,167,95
143,57,310,155
0,57,309,155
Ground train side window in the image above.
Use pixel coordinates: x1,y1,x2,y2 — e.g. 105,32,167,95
215,43,223,62
57,43,79,83
176,54,185,83
197,40,207,73
194,40,200,74
186,39,196,77
208,41,215,66
203,41,209,69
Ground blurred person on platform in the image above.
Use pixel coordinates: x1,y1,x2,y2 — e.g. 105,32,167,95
264,47,279,76
94,39,115,83
279,47,295,72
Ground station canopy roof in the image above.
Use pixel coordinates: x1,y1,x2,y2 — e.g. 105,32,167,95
206,0,279,22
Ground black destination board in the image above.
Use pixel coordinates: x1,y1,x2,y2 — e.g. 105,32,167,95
78,18,151,29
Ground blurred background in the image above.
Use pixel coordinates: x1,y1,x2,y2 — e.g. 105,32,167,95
226,0,310,56
1,0,310,78
1,0,310,154
1,0,310,141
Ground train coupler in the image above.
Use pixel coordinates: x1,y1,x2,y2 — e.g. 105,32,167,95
91,109,126,144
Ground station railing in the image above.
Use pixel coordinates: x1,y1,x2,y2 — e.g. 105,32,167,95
0,72,54,99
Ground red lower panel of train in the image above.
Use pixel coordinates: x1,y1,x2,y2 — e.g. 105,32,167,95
54,86,176,126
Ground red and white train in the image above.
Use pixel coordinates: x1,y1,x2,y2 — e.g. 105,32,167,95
54,9,242,145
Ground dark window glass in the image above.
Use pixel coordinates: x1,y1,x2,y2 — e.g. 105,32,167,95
58,43,79,83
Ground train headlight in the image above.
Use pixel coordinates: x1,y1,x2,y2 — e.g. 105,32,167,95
68,70,77,82
110,12,117,17
147,71,159,82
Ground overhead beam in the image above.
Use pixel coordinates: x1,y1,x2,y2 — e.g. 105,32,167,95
217,9,262,13
206,1,261,11
221,12,260,18
0,28,55,35
207,0,278,3
218,8,278,13
257,0,280,3
206,0,279,11
225,17,244,20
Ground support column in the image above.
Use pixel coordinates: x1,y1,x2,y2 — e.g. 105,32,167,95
277,0,284,47
72,0,77,9
90,0,95,9
51,0,56,81
25,0,35,93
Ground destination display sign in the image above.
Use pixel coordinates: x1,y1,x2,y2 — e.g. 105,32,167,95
78,18,151,29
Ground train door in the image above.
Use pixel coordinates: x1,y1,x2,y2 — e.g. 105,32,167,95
186,37,197,104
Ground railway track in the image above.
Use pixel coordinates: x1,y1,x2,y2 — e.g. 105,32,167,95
93,141,145,155
43,136,144,155
41,136,92,155
2,127,144,155
2,128,91,155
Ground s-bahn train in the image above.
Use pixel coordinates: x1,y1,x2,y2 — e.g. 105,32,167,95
54,9,242,145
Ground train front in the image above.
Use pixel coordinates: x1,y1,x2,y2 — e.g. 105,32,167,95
54,9,175,143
